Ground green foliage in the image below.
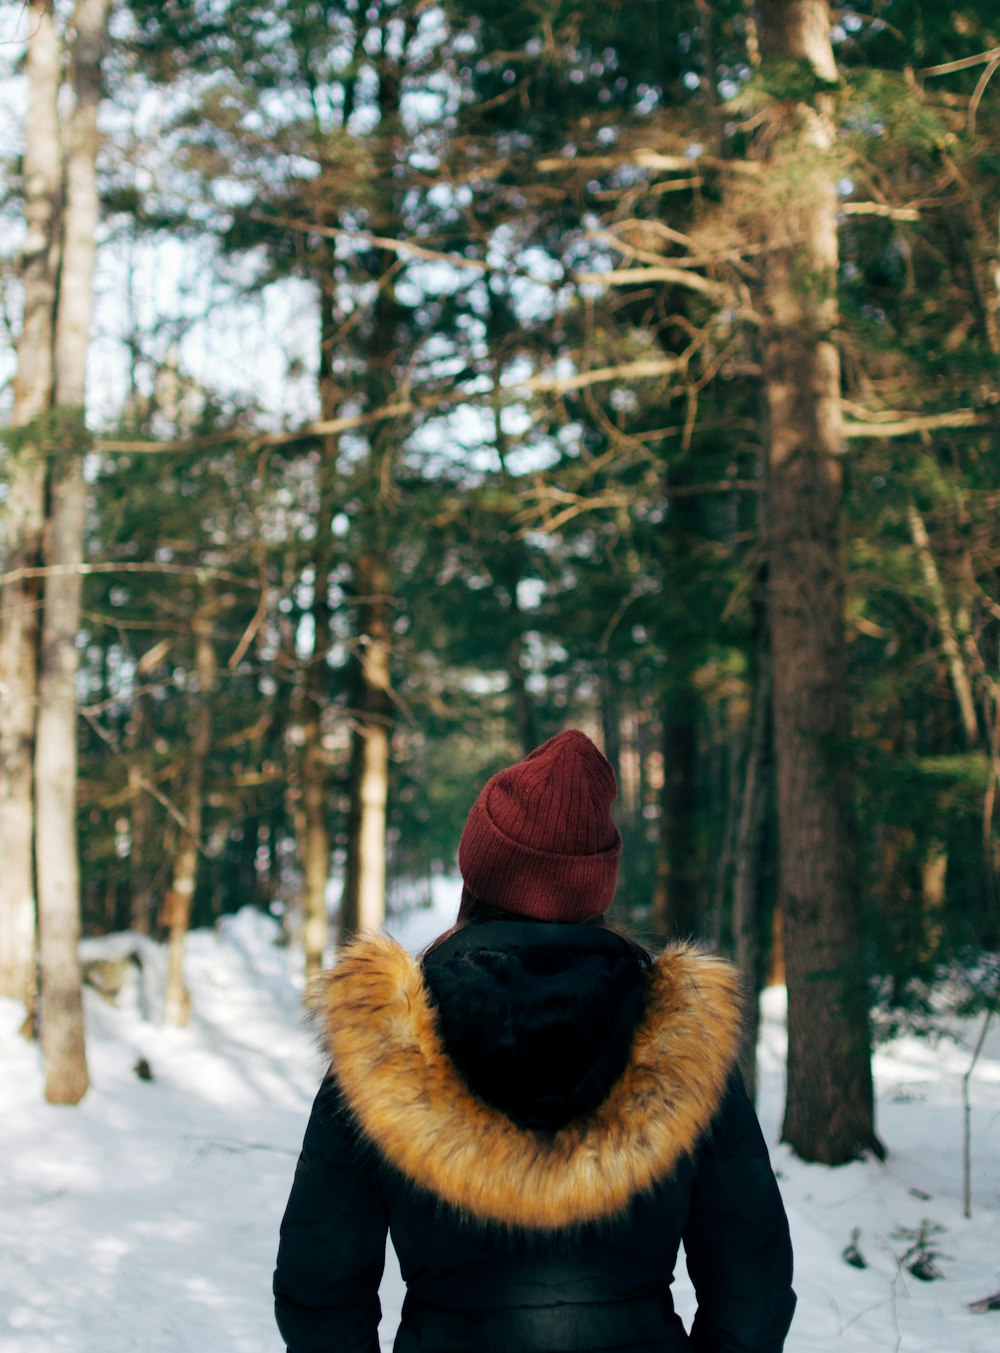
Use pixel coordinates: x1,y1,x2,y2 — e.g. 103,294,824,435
9,0,991,990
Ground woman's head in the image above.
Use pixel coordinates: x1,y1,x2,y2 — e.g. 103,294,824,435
457,729,621,923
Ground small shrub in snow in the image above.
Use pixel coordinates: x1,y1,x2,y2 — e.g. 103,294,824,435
841,1227,867,1269
892,1219,946,1283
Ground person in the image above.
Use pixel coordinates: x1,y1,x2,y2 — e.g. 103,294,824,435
274,729,796,1353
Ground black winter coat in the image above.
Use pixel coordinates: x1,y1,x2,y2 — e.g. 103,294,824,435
274,920,795,1353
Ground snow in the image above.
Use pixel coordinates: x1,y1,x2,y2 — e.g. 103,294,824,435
2,888,999,1353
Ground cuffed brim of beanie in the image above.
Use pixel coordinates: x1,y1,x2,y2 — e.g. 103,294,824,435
458,794,620,921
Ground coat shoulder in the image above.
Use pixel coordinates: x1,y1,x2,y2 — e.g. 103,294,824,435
318,932,743,1229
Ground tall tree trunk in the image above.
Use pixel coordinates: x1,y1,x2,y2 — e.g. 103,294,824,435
35,0,110,1104
338,34,407,943
652,682,701,939
0,0,61,1019
489,299,537,756
300,268,338,981
127,690,154,933
758,0,880,1161
339,552,392,940
732,611,773,1101
600,665,623,795
163,608,216,1026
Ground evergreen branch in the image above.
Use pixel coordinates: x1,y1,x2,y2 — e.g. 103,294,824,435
80,709,200,841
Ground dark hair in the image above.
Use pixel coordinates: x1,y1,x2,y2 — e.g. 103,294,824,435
422,887,652,966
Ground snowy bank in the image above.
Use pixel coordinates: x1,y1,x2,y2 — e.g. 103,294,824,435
2,898,998,1352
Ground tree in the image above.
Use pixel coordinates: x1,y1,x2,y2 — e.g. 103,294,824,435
34,0,111,1104
753,0,881,1162
0,0,59,1021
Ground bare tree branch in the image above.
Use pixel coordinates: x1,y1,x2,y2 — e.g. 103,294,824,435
96,356,688,456
577,266,728,298
840,202,921,221
920,45,1000,78
842,409,996,439
0,561,257,589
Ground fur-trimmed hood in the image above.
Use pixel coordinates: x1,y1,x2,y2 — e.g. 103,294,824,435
319,926,742,1230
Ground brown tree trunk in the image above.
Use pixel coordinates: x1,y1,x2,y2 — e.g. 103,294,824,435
34,426,91,1097
35,0,110,1104
920,841,948,961
758,0,880,1161
0,1,61,1020
300,268,339,981
339,553,392,940
338,35,407,943
127,691,154,934
163,609,216,1026
600,666,623,797
732,627,772,1100
489,308,538,757
652,684,701,939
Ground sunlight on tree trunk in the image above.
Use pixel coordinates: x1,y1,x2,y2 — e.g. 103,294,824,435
340,555,392,941
300,269,339,982
127,694,153,934
36,0,111,1104
908,502,979,747
758,0,880,1162
920,841,948,961
0,0,60,1021
164,610,216,1027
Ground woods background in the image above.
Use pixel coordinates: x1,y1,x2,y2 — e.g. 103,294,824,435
1,0,998,1167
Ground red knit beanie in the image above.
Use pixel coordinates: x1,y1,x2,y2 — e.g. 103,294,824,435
457,729,621,922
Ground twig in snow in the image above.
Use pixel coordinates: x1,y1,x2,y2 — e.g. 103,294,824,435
963,1006,994,1219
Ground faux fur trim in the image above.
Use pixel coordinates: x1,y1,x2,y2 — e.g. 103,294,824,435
320,933,742,1229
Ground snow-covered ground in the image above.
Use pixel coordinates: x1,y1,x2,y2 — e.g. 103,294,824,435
2,886,998,1352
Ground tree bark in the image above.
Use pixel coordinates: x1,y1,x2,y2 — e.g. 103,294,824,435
126,692,154,934
0,0,61,1018
339,552,392,940
758,0,881,1162
34,0,110,1103
489,303,538,757
337,33,406,944
299,268,339,981
732,622,772,1100
907,503,979,746
652,682,701,939
163,608,216,1026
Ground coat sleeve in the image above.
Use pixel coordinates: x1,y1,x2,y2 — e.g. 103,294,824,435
274,1074,388,1353
682,1072,796,1353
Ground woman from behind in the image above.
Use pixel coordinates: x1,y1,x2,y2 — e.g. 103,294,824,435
274,729,795,1352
